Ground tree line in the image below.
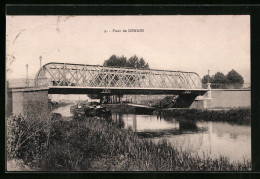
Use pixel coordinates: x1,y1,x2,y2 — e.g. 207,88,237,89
202,70,245,89
103,55,149,69
103,55,245,89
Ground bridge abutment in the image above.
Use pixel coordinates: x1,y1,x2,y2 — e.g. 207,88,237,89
190,83,211,109
190,88,251,109
7,87,49,117
190,96,207,109
6,82,13,116
175,94,198,108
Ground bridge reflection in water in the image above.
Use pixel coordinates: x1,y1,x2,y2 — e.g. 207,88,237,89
111,113,251,163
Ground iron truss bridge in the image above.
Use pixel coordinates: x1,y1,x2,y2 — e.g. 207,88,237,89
36,62,207,95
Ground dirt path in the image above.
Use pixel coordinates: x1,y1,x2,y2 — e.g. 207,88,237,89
7,159,35,171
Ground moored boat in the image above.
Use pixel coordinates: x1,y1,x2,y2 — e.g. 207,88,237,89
70,102,111,117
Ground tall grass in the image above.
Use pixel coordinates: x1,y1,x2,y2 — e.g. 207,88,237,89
7,115,251,171
6,115,52,169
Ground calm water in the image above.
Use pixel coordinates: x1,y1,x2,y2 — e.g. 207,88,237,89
52,104,251,163
52,105,74,118
112,113,251,163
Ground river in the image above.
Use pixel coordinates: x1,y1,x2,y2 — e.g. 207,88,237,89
52,104,251,163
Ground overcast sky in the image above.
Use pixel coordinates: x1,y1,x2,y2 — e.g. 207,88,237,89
6,15,250,83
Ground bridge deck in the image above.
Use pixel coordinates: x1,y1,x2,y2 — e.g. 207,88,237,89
48,86,207,95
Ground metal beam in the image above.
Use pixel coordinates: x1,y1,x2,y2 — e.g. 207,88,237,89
36,62,203,91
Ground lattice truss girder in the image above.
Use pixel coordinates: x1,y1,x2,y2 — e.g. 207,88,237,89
36,63,202,89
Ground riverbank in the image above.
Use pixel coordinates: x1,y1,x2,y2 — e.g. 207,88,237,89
7,115,251,171
160,107,251,125
104,103,250,125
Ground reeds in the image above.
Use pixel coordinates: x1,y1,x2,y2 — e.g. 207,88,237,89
7,115,251,171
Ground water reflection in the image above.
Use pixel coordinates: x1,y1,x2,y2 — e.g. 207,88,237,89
112,113,125,128
112,113,208,137
111,113,251,163
51,104,251,163
52,105,73,118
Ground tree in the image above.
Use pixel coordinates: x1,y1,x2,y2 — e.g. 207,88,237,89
226,69,244,88
212,72,228,84
127,55,139,68
202,69,244,89
139,57,149,69
103,55,149,69
226,69,244,84
103,55,127,67
201,75,213,83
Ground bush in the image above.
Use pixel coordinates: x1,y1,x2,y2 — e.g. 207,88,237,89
7,115,52,168
162,108,251,125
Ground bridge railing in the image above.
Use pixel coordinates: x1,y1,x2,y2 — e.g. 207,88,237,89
7,79,36,88
202,83,251,89
7,78,48,89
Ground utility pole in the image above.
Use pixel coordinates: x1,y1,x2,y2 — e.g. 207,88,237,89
26,64,29,87
39,56,42,69
207,70,212,100
207,70,210,83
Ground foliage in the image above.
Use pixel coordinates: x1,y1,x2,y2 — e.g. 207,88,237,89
103,55,149,69
202,72,228,84
201,74,214,83
7,114,251,171
226,69,244,85
212,72,228,84
162,107,251,125
6,115,52,168
103,55,127,67
201,70,244,89
45,117,251,171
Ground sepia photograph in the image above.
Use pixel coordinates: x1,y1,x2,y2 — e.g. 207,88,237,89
6,15,251,171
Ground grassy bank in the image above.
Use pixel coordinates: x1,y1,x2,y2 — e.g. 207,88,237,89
161,107,251,125
7,114,251,171
104,103,250,125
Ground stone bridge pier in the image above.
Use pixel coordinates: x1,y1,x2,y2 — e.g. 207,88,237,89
7,86,49,117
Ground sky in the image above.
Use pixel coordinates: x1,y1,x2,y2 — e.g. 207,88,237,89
6,15,250,83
